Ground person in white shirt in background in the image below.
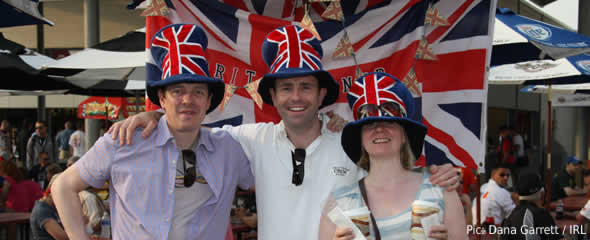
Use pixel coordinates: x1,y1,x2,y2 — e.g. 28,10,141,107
108,25,461,240
66,155,107,235
576,169,590,224
69,120,86,157
472,163,516,225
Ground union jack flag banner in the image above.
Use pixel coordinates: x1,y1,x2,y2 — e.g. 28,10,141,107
143,0,496,171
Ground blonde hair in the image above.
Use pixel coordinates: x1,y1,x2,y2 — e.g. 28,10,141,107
357,126,416,171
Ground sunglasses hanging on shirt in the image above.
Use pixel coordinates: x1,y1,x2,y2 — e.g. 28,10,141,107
182,150,208,188
291,148,306,186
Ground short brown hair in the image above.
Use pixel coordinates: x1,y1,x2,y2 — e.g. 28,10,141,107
0,161,23,182
45,163,63,176
357,127,416,171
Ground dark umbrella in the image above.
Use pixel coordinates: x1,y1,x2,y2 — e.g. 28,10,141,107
0,0,54,28
0,33,76,90
41,29,146,97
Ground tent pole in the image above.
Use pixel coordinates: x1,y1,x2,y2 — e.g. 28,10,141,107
36,2,46,121
475,173,481,240
135,91,140,116
544,80,552,210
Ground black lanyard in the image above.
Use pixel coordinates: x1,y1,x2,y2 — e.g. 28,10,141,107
359,178,381,240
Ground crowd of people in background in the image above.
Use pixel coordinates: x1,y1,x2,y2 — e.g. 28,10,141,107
0,21,589,239
0,117,109,239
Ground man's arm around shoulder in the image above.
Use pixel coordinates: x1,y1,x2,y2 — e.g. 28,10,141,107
52,165,92,240
53,134,116,239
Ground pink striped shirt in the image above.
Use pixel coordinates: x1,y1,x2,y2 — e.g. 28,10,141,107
76,116,254,239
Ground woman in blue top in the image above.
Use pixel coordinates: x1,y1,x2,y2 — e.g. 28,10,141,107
319,72,466,240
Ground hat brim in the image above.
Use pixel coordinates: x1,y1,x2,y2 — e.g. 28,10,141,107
257,69,339,108
147,74,225,113
341,116,427,164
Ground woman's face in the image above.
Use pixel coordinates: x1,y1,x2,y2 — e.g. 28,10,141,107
361,121,405,158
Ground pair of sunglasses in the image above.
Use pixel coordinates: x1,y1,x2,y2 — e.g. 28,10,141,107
357,102,406,119
182,150,207,187
291,149,306,186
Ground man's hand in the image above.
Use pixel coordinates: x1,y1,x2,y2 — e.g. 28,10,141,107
510,192,519,205
325,111,348,133
333,227,354,240
429,164,461,192
107,111,163,145
428,224,449,240
235,207,248,219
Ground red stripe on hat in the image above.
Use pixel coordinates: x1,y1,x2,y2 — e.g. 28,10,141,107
363,74,379,106
151,37,170,49
376,74,395,89
178,43,205,57
177,25,192,43
163,28,181,76
285,26,301,68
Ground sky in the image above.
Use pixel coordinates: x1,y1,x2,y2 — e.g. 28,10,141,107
523,0,578,31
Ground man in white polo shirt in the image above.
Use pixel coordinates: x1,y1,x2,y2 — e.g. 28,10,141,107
109,25,460,240
576,169,590,224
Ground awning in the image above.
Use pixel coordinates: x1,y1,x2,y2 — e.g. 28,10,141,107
77,96,145,120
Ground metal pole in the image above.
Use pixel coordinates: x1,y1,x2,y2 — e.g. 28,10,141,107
475,173,481,240
84,0,101,149
37,2,46,122
135,91,140,114
579,0,590,36
544,80,552,210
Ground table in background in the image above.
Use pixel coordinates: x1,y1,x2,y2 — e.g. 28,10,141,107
550,211,588,237
0,212,31,240
550,196,587,211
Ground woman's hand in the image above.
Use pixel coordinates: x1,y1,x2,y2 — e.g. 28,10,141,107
428,224,449,239
333,227,355,240
429,164,461,192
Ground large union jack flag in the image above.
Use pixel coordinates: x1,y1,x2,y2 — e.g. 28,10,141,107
143,0,495,170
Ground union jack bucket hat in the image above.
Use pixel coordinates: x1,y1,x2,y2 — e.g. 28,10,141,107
147,24,224,112
258,25,339,108
341,72,427,163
